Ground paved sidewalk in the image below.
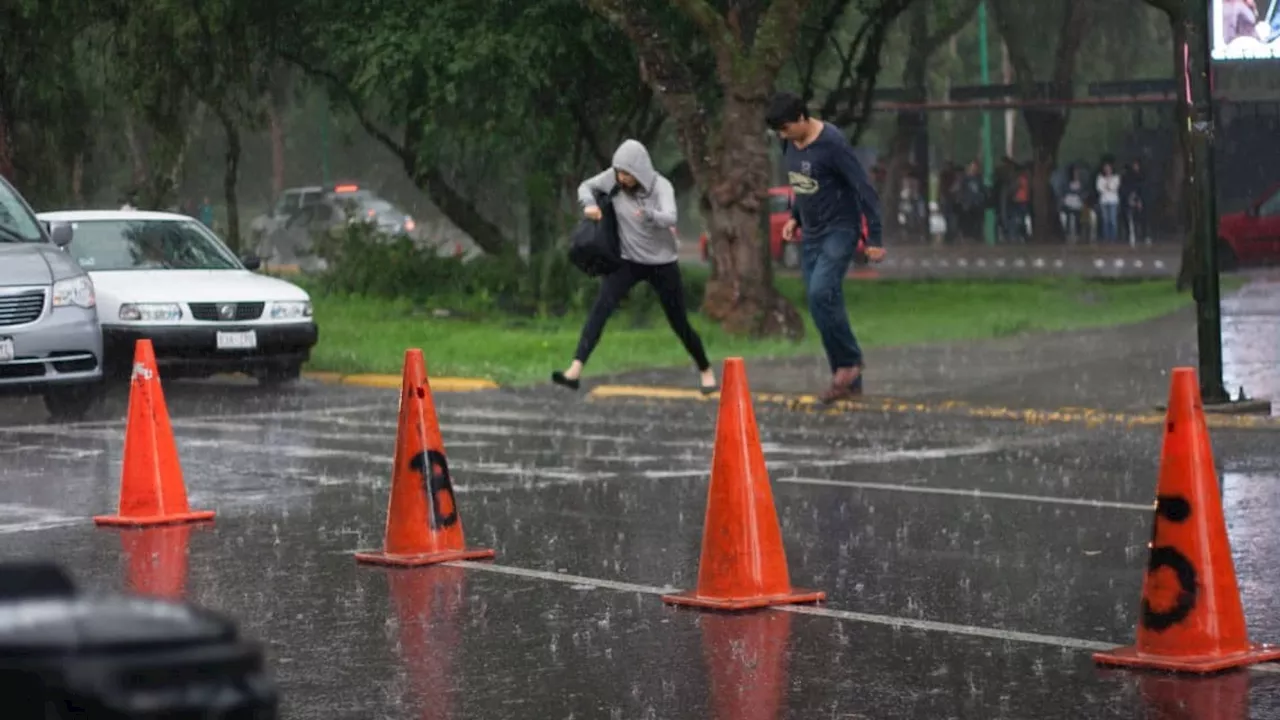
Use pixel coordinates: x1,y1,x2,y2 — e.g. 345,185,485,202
607,271,1280,416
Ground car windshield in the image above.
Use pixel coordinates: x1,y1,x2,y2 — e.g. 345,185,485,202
0,180,44,243
64,219,241,271
768,194,791,213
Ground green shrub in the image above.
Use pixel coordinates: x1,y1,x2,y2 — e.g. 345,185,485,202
310,223,708,321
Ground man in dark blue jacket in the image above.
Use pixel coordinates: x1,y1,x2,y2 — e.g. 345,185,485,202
765,91,886,403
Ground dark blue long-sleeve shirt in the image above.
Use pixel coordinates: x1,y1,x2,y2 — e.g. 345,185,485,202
783,122,883,247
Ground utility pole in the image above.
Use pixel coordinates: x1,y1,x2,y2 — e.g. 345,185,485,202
1185,0,1227,404
977,1,996,245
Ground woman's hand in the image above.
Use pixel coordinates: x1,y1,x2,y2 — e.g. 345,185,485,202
584,206,603,221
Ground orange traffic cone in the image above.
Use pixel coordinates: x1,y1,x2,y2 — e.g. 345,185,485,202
94,340,215,528
662,358,824,611
355,349,495,567
1093,367,1280,673
120,524,194,600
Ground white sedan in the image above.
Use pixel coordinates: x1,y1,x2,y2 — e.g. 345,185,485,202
37,210,319,385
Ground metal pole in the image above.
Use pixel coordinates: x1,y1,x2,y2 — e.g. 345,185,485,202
977,2,996,245
1185,0,1227,403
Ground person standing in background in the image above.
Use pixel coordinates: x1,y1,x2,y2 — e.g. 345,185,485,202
198,197,215,229
1122,159,1148,246
1095,161,1121,242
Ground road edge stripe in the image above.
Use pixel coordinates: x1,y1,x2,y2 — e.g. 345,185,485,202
586,384,1280,431
303,372,498,392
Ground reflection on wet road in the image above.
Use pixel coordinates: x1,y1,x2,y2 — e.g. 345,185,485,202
2,378,1280,718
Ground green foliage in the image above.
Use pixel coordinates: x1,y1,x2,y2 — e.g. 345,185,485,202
308,223,707,323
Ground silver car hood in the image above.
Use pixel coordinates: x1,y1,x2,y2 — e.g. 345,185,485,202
0,244,83,286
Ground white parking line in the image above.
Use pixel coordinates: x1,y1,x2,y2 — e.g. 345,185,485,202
0,402,390,434
777,477,1153,511
445,560,1280,672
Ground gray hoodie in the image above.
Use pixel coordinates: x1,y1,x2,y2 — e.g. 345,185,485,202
577,139,678,265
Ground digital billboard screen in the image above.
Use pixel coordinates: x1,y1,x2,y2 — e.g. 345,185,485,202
1214,0,1280,60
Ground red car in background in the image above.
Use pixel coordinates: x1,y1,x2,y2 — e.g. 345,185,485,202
1218,183,1280,270
698,186,868,269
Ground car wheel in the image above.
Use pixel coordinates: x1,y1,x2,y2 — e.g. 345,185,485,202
1217,240,1239,273
257,362,302,387
42,382,105,422
782,242,801,269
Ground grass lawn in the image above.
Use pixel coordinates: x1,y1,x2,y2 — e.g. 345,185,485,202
304,273,1240,386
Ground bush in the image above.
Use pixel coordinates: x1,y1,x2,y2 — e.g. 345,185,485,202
310,223,708,323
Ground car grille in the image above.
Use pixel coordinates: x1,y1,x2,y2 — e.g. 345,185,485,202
0,289,46,327
188,302,265,322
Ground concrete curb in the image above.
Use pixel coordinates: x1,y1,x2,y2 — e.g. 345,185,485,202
303,371,499,392
586,384,1280,432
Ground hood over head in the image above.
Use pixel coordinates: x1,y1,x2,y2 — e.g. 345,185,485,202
611,139,658,193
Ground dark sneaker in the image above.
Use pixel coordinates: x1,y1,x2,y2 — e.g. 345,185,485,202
551,371,581,391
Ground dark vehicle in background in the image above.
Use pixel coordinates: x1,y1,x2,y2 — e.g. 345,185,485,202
249,183,422,271
1218,183,1280,270
0,174,104,420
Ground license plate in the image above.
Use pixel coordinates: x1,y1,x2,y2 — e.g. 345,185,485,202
216,330,257,350
0,338,12,363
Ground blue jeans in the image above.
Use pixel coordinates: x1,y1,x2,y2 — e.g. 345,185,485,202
1100,203,1119,242
801,229,863,375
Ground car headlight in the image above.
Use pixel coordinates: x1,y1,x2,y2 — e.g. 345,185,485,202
270,301,312,320
119,303,183,322
51,275,96,309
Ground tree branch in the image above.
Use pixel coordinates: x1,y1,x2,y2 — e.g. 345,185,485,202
797,0,855,103
583,0,713,184
989,0,1035,92
922,0,982,55
669,0,737,77
282,52,510,255
750,0,814,82
1051,0,1093,91
569,99,609,167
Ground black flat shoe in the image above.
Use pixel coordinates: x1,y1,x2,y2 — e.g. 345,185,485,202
700,383,718,396
551,371,580,391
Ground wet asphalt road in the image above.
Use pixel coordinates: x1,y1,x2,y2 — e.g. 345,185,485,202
3,379,1280,718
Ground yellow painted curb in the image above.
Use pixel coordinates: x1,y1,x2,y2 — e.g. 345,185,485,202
304,372,498,392
587,384,1280,431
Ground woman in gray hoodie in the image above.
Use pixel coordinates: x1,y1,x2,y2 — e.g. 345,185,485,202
551,139,716,393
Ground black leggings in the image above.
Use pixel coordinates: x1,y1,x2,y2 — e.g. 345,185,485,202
574,260,711,371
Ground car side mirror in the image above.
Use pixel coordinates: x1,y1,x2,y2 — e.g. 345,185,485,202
241,254,262,271
49,223,74,248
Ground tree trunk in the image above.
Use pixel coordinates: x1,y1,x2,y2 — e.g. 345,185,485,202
123,112,147,192
702,94,803,339
0,116,13,180
1022,109,1067,242
71,153,84,204
216,108,242,253
268,99,285,197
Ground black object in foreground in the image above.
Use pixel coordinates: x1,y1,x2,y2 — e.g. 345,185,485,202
0,561,277,719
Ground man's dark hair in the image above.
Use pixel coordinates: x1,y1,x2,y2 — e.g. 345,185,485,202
765,91,808,130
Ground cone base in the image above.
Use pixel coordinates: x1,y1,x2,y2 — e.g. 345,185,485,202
661,587,826,611
1093,643,1280,674
354,547,496,567
93,510,215,528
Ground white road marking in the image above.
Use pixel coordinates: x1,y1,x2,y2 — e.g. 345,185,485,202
777,477,1153,511
445,560,1280,672
0,402,390,434
0,504,82,534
